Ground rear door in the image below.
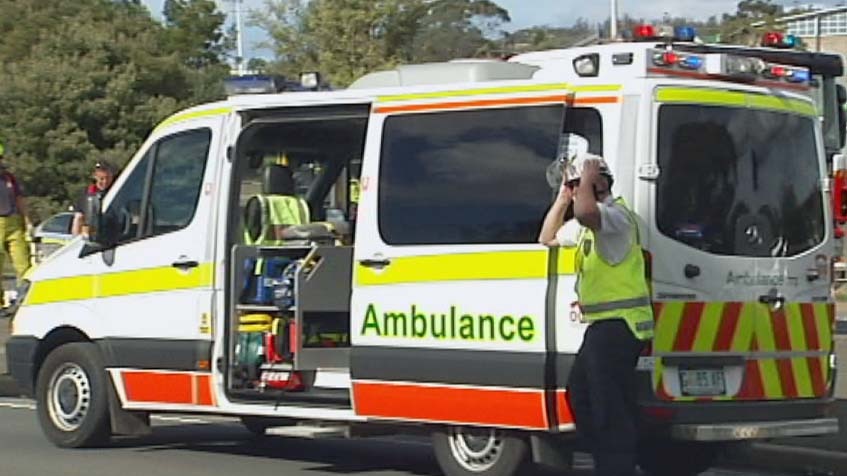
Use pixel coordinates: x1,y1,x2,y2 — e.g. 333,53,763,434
350,83,570,430
647,85,834,403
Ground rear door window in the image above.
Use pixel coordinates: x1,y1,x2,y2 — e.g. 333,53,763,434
656,104,823,257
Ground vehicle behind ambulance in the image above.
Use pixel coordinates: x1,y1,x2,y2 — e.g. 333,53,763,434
4,27,841,476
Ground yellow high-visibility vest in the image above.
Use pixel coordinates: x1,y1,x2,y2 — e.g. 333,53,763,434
575,197,654,340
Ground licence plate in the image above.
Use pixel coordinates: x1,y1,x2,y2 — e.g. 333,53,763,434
679,368,726,397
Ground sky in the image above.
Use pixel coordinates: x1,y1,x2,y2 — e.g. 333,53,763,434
141,0,847,60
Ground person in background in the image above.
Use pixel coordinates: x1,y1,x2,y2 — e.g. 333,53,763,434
72,161,115,236
0,141,32,302
538,152,654,476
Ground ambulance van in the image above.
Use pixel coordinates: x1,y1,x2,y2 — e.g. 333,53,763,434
5,29,842,476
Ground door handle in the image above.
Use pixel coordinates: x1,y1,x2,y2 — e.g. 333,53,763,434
359,258,391,268
172,259,199,270
758,293,785,309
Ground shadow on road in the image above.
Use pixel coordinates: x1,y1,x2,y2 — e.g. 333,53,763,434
108,423,444,475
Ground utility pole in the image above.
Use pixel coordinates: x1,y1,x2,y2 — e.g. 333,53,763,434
235,0,245,75
223,0,245,75
610,0,618,40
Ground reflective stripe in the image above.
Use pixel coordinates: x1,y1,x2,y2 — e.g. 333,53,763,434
655,87,816,116
355,249,576,286
154,107,231,133
25,263,214,306
377,83,572,103
580,296,651,314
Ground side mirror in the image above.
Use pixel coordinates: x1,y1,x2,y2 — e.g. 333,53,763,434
84,194,106,245
832,154,847,230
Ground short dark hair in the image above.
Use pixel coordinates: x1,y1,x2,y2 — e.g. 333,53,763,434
94,161,115,174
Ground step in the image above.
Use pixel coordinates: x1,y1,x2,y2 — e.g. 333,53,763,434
265,424,350,439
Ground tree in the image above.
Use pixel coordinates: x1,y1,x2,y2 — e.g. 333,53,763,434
251,0,512,87
0,0,231,220
718,0,785,45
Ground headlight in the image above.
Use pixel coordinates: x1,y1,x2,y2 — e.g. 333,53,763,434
6,279,30,321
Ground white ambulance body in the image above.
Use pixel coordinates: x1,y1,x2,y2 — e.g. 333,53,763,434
5,36,840,476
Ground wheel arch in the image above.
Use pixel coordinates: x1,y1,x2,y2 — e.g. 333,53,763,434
32,326,93,388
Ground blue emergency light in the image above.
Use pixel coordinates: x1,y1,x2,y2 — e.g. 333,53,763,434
674,26,697,42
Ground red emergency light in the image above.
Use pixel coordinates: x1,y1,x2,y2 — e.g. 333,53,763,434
761,31,798,48
633,24,657,39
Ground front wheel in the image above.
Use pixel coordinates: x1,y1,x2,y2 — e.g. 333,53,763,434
35,343,111,448
432,426,529,476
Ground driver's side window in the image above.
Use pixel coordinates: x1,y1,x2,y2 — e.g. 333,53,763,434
106,150,151,243
104,128,211,245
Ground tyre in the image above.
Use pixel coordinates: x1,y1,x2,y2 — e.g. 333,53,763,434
35,343,111,448
432,426,529,476
637,438,719,476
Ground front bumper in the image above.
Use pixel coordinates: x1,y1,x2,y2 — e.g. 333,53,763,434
5,336,38,397
671,417,839,441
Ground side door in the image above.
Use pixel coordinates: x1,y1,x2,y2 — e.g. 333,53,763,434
92,119,222,409
350,85,570,431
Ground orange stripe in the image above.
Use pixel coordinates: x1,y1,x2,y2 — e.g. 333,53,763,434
571,96,620,105
673,302,704,351
652,302,664,324
123,371,194,405
713,302,741,351
374,95,569,114
353,382,548,429
196,375,215,406
555,390,575,428
801,304,826,396
122,371,215,406
771,308,799,398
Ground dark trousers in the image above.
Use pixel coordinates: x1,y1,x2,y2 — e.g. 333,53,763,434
568,319,646,476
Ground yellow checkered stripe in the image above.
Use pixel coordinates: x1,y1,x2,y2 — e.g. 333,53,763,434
650,301,833,402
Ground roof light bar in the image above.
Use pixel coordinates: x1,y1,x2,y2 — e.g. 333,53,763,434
651,49,704,71
633,23,698,42
649,49,811,87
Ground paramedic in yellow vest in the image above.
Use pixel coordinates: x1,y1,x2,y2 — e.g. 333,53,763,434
0,142,31,298
538,152,653,476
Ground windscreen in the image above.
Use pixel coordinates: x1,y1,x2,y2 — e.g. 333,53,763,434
656,104,824,257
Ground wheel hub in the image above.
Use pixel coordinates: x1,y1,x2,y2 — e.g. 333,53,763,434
47,363,91,432
447,427,504,472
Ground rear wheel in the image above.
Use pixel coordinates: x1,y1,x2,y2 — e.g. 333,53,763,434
432,426,529,476
637,438,719,476
35,343,111,448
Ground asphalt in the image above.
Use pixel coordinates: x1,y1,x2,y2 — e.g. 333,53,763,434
2,309,847,474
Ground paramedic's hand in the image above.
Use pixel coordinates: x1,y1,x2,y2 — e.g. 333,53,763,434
556,179,574,204
581,159,602,186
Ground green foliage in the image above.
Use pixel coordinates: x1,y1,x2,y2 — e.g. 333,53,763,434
717,0,785,45
0,0,230,221
251,0,512,87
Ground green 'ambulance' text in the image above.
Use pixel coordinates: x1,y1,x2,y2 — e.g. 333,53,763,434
361,303,536,342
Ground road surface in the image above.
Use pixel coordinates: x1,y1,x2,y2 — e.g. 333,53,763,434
0,398,813,476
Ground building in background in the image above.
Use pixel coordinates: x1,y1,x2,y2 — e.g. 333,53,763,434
780,6,847,57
